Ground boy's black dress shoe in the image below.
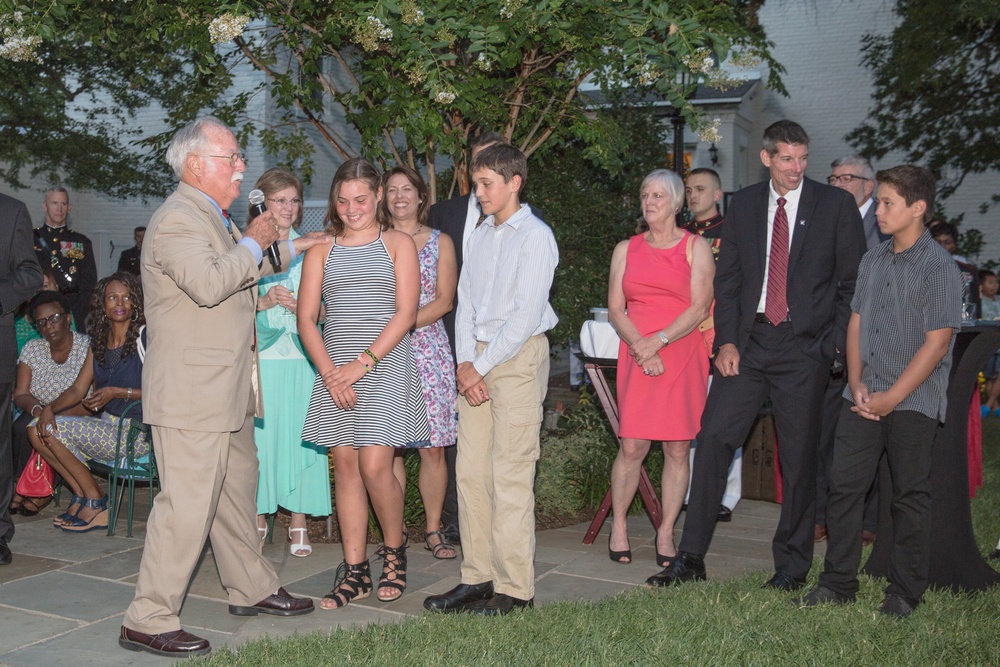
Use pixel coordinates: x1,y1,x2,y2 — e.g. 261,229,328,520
464,593,533,616
645,552,706,587
762,572,806,591
989,548,1000,561
794,585,855,606
229,587,314,616
0,538,11,565
119,626,210,657
424,581,495,612
716,505,733,522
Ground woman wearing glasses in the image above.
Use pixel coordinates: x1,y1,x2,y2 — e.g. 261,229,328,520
251,168,331,557
27,273,148,533
8,291,91,516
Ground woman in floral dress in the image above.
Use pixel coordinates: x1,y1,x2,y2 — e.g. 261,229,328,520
382,165,459,559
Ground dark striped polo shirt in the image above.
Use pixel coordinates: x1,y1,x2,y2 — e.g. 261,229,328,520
842,230,962,421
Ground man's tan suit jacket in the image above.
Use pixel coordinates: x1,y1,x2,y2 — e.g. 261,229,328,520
140,181,290,432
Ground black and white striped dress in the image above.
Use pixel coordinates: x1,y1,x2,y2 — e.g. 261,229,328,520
301,231,431,448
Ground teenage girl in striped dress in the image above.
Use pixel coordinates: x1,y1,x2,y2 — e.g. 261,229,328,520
298,158,430,609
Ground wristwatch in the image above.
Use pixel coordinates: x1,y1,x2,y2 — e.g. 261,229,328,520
657,331,670,346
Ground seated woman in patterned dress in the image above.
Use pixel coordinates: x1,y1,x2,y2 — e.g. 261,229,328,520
28,273,147,534
9,291,91,516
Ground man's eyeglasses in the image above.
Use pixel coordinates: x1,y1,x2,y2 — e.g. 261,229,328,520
267,197,302,208
827,174,868,185
34,312,68,330
194,153,248,167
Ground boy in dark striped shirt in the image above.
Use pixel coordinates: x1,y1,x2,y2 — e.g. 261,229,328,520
797,165,962,617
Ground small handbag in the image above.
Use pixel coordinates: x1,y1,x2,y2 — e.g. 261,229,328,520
16,451,55,498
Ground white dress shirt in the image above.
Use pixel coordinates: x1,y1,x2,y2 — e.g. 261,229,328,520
756,180,803,313
463,192,482,257
455,204,559,376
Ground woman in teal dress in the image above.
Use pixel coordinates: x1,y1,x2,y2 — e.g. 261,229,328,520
252,168,331,557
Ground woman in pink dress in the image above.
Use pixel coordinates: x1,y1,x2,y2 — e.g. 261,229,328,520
607,169,715,566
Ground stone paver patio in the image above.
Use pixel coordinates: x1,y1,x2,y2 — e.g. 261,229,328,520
0,494,796,666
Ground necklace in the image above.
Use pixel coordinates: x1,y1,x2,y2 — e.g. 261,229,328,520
408,224,422,237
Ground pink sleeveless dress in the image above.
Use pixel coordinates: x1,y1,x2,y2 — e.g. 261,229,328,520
616,232,709,440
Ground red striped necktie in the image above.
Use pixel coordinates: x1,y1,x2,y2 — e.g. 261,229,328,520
764,197,788,326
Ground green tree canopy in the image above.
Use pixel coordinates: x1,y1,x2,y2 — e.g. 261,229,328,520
1,1,781,201
849,0,1000,209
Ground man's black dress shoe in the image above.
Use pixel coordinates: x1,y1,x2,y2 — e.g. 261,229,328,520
762,572,806,591
879,593,917,618
119,626,211,657
0,538,11,566
229,587,314,616
464,593,533,616
989,548,1000,561
424,581,494,612
646,552,706,587
794,585,854,607
716,505,732,522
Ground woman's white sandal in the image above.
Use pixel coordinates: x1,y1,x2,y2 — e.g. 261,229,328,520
289,527,313,557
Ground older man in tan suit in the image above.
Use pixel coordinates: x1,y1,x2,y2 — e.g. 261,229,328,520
120,117,321,658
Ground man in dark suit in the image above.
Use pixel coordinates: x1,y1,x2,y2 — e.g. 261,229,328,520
0,192,44,566
117,226,145,276
814,154,889,546
648,120,866,590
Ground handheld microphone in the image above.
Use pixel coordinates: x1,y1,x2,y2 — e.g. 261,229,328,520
248,189,282,272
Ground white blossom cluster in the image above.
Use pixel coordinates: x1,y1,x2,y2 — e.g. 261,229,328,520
635,62,659,86
476,51,492,71
400,0,425,26
682,47,715,75
0,11,42,63
699,117,722,144
434,90,456,105
357,15,393,51
208,13,249,44
368,16,393,41
499,0,523,20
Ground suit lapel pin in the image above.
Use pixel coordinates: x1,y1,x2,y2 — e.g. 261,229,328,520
798,219,807,226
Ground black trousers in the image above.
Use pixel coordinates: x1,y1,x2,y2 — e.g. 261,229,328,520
441,441,460,538
816,371,879,532
818,403,936,602
0,381,15,543
680,321,828,579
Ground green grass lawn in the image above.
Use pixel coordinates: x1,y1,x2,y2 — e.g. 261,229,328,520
194,421,1000,667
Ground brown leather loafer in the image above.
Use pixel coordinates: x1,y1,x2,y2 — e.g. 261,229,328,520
118,626,210,657
229,586,315,616
813,524,827,543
